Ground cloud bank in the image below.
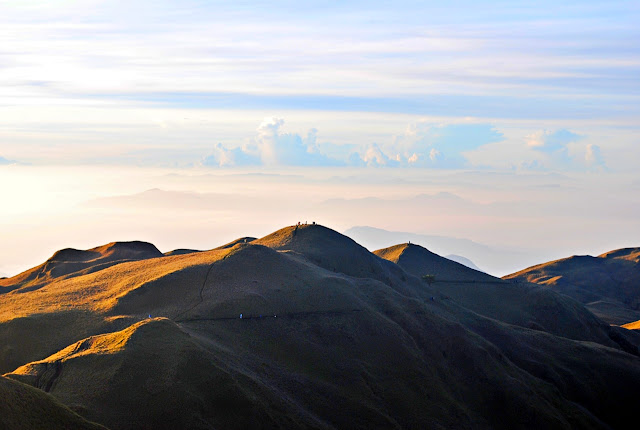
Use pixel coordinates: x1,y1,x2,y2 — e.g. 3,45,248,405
201,119,508,168
199,120,609,171
201,118,344,167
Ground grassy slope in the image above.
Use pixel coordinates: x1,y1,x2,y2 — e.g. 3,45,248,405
0,241,163,293
7,318,282,430
375,243,619,348
1,225,639,429
374,243,496,282
0,375,107,430
503,248,640,325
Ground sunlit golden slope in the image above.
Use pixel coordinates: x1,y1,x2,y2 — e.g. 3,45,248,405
0,247,230,321
623,320,640,330
0,241,162,293
0,248,232,373
504,247,640,325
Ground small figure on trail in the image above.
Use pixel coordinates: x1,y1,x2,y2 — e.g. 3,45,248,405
240,313,243,319
148,314,151,319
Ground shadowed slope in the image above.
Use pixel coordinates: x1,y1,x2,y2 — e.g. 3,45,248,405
179,298,607,430
8,297,610,429
504,247,640,325
374,243,496,282
0,375,107,430
0,241,163,293
446,299,640,430
255,224,413,295
375,243,618,347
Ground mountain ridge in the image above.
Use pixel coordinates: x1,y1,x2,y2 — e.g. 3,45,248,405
504,247,640,325
1,225,639,429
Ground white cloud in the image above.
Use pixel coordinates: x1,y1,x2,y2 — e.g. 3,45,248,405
523,129,607,171
200,119,510,169
200,143,260,167
201,118,343,167
357,122,503,168
526,129,581,153
360,143,399,167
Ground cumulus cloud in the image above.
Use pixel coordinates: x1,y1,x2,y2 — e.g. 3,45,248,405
201,118,344,167
200,143,260,167
354,143,400,167
201,120,506,168
526,129,582,154
353,122,503,168
523,129,607,171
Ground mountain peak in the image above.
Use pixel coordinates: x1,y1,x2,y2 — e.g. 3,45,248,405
375,242,496,282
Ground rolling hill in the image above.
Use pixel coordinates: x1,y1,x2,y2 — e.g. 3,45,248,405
373,243,625,348
504,247,640,326
1,224,639,429
0,241,163,293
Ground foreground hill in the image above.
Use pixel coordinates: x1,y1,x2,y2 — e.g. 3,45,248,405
1,225,639,429
0,375,106,430
504,247,640,325
7,318,275,430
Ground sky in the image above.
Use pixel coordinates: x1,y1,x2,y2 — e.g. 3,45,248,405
1,1,639,276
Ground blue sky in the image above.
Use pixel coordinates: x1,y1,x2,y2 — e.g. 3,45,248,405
1,0,638,170
1,1,639,275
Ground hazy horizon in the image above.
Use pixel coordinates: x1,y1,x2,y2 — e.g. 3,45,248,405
1,164,638,277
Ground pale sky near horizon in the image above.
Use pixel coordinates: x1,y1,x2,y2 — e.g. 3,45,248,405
1,1,639,276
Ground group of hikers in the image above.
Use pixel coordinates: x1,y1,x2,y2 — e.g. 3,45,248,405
295,221,316,226
240,313,276,319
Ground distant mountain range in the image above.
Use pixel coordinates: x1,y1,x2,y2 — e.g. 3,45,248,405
1,224,639,429
444,254,482,271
